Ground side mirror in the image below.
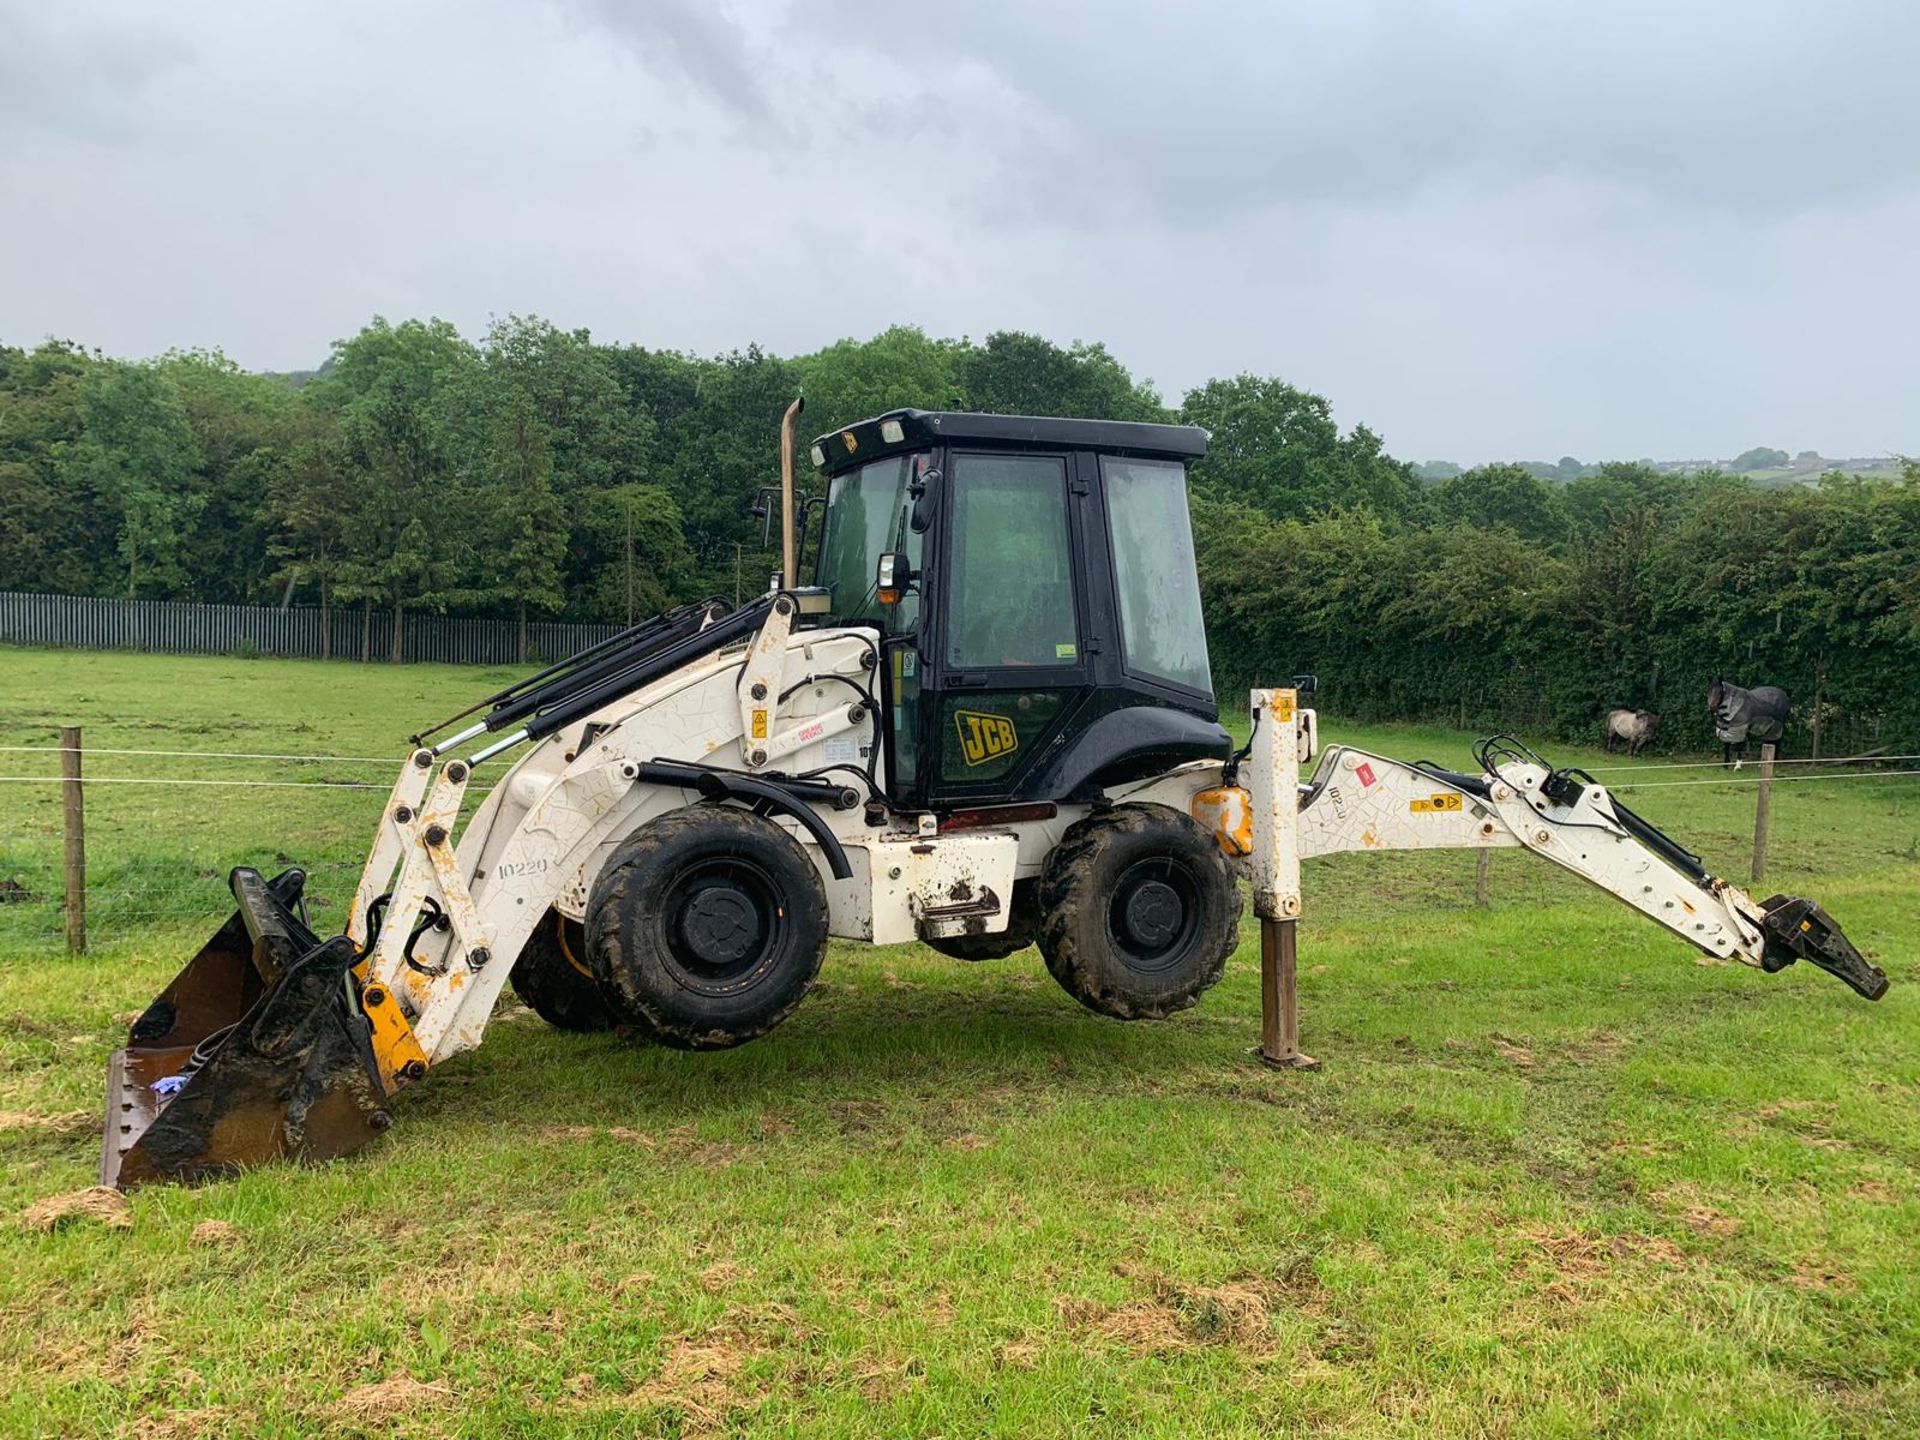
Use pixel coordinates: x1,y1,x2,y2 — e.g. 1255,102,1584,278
909,467,942,534
876,552,915,605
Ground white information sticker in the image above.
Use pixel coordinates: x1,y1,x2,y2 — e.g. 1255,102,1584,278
822,736,859,765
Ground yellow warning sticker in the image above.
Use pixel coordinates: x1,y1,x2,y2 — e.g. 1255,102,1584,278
751,709,768,739
1410,792,1463,813
1273,694,1295,722
955,709,1019,766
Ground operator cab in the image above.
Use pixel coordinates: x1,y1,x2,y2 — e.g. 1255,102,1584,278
810,409,1229,811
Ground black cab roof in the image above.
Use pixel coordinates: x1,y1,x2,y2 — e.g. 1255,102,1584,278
809,408,1208,477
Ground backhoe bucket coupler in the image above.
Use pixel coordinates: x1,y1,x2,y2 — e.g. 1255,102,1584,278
102,867,393,1188
1758,895,1888,1001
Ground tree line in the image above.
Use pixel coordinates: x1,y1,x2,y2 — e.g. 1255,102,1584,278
2,319,1915,749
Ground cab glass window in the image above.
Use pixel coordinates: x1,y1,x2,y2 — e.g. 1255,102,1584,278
815,454,923,633
944,454,1078,669
1102,457,1212,694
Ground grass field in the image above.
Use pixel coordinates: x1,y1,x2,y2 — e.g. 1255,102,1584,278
3,648,1918,1438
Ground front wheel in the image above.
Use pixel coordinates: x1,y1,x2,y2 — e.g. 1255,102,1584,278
586,807,829,1050
1037,804,1242,1020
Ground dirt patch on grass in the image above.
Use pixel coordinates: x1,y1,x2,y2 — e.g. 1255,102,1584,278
1517,1225,1694,1301
1489,1035,1537,1068
189,1220,237,1246
328,1374,451,1422
698,1261,751,1293
124,1406,233,1439
0,1109,96,1136
619,1306,804,1434
1849,1180,1899,1203
828,1098,890,1132
1785,1259,1857,1293
540,1123,740,1166
20,1186,131,1233
543,1123,656,1146
1680,1205,1741,1238
1056,1272,1298,1357
1564,1030,1632,1064
1652,1186,1742,1238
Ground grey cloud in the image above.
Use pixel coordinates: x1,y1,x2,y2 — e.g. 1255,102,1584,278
0,4,192,144
576,0,775,126
0,0,1911,461
812,0,1920,225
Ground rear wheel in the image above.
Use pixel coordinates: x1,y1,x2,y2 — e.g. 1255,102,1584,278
509,910,625,1033
1037,804,1242,1020
586,808,828,1050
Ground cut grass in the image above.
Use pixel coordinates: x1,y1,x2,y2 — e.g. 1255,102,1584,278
2,647,1918,1437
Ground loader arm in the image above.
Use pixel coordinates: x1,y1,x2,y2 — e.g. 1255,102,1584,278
100,588,867,1185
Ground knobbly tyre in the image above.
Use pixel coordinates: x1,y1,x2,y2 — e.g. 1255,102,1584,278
102,403,1889,1185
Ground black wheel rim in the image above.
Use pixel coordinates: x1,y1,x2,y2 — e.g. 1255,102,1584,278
1105,856,1202,973
660,856,786,995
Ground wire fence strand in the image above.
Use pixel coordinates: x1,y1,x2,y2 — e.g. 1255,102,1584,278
0,745,407,763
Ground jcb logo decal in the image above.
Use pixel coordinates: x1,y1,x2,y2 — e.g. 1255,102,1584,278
955,710,1019,766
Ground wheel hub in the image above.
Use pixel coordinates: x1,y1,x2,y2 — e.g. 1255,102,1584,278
677,884,762,967
1121,878,1184,950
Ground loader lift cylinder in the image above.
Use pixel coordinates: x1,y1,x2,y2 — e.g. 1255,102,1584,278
1248,687,1319,1070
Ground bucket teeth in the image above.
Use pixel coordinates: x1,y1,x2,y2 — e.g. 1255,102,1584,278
101,867,394,1188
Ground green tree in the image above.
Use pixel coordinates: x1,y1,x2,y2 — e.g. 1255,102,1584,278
59,361,205,598
1432,463,1570,545
795,325,969,432
961,332,1165,421
313,318,488,660
575,483,694,622
159,349,300,602
1181,374,1423,522
0,340,101,594
478,387,569,659
264,407,355,656
1732,446,1789,473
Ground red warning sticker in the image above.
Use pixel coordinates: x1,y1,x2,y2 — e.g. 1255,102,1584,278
1355,762,1377,788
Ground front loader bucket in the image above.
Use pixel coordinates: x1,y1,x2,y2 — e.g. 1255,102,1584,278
102,867,393,1188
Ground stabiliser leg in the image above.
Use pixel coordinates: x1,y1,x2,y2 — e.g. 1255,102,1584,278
1257,915,1319,1071
1247,687,1320,1071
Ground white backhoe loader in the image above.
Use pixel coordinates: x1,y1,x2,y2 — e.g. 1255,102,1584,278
102,404,1886,1186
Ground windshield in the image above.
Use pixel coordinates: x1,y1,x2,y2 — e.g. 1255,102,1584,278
815,452,925,630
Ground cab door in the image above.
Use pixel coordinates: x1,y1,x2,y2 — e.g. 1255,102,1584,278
918,448,1094,806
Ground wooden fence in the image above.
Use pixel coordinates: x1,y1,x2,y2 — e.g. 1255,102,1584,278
0,592,621,666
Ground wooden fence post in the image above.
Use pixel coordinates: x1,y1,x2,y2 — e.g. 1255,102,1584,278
1751,742,1775,885
60,725,86,955
1475,847,1491,907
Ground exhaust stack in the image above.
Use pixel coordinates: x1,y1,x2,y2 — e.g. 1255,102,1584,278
779,396,804,586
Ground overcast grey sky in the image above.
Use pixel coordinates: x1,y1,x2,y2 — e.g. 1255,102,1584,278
2,0,1913,462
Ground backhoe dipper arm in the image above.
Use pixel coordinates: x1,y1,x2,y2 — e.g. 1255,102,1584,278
1243,693,1886,999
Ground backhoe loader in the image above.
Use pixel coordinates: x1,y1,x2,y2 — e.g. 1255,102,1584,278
102,403,1887,1186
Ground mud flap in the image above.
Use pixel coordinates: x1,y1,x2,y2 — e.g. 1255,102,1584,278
1758,895,1889,1001
103,867,393,1188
